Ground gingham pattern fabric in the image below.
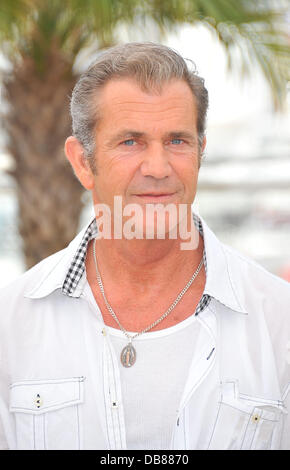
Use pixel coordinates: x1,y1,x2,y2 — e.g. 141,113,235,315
62,218,98,296
62,213,211,316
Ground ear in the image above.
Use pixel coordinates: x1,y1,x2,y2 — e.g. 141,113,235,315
198,135,207,169
64,136,95,190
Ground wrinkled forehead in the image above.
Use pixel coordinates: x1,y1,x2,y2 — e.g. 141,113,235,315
95,77,198,131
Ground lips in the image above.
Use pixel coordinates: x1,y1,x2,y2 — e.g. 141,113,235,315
133,192,176,202
136,193,174,197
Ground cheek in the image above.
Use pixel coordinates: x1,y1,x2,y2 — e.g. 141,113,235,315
94,160,136,202
172,155,199,183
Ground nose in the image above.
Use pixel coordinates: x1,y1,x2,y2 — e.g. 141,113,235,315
140,142,172,179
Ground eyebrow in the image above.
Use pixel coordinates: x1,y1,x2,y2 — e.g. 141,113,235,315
106,130,145,146
166,131,196,142
106,129,196,146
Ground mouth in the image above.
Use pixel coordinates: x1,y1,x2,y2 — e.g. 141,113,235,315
133,193,176,202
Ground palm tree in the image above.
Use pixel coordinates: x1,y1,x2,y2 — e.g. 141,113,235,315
0,0,289,268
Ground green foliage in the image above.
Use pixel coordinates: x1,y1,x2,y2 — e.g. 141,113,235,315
0,0,289,107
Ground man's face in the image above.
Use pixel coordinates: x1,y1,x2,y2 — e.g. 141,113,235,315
90,77,203,235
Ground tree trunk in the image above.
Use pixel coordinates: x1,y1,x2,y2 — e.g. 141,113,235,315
2,51,85,269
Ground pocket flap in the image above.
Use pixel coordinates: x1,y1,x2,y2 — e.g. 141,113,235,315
9,376,85,415
220,381,286,419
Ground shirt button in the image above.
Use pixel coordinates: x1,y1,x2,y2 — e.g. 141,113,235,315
252,414,260,423
34,394,42,408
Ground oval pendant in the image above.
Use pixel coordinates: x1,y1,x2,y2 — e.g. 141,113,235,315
121,343,136,368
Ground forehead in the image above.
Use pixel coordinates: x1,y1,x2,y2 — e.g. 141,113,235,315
96,78,197,133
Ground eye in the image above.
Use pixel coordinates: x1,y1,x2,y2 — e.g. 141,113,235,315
171,138,184,145
122,139,136,146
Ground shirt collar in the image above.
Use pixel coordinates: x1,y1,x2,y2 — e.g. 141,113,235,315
24,212,248,314
198,213,248,314
24,217,95,299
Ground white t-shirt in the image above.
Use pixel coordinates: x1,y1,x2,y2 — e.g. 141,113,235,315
85,281,202,450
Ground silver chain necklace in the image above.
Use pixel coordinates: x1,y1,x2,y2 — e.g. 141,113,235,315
93,238,204,368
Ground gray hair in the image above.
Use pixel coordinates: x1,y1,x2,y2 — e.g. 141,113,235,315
70,42,209,172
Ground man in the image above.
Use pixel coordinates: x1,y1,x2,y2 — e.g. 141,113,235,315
0,42,289,450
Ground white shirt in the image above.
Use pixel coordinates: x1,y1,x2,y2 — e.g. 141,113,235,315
0,213,289,450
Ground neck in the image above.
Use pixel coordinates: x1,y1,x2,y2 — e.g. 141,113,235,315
87,224,204,294
85,220,206,332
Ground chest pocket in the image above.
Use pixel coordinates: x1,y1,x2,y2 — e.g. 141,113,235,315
9,377,85,450
208,382,286,450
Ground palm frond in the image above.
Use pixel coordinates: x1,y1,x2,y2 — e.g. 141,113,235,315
0,0,289,106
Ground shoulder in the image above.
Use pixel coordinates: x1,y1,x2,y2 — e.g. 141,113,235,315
222,242,290,384
0,216,94,308
221,240,290,344
222,242,290,328
222,241,290,302
0,248,66,318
